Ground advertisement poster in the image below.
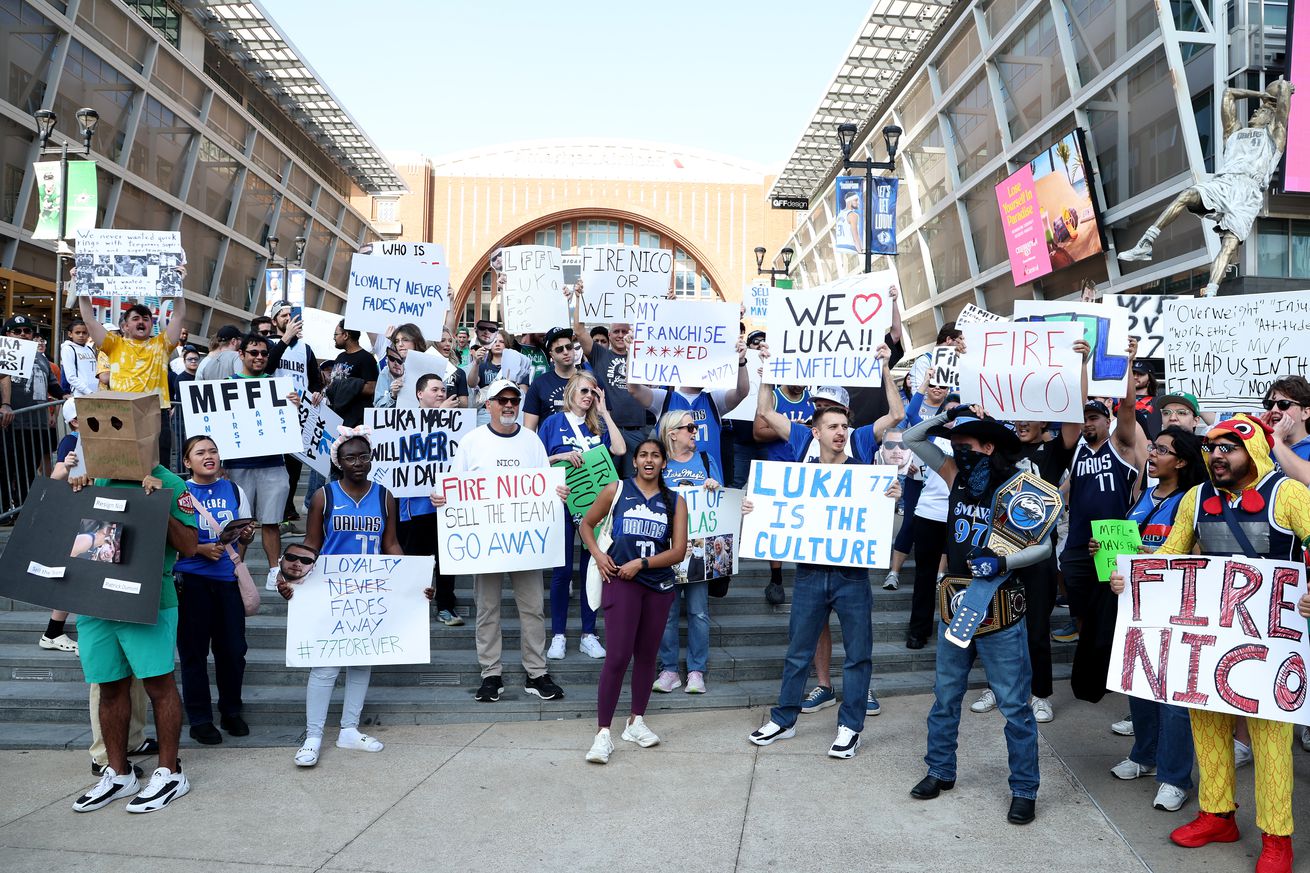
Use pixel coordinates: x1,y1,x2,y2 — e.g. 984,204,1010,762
833,176,863,254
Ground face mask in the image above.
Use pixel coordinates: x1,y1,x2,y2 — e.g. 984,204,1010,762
953,445,993,500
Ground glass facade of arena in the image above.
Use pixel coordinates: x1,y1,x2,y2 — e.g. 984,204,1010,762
778,0,1306,354
0,0,384,342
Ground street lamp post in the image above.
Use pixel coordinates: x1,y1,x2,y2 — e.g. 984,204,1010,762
33,108,98,346
835,122,902,274
754,246,794,287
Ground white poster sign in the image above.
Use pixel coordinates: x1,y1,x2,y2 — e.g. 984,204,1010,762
577,245,671,322
299,307,340,361
958,323,1084,423
295,397,342,478
627,298,740,390
0,336,37,380
929,346,960,392
284,555,434,667
679,486,743,580
741,461,899,568
434,467,566,574
362,240,446,265
395,350,449,408
1013,299,1130,396
366,407,476,497
744,281,771,322
273,342,309,396
763,271,896,386
345,253,450,338
1110,554,1310,725
724,349,764,422
1112,293,1180,360
180,377,301,459
956,303,1006,326
501,245,569,334
73,229,184,298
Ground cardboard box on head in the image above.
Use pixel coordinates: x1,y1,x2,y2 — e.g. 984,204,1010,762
76,392,160,480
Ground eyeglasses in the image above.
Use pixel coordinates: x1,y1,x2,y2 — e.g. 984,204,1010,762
281,553,315,565
550,345,571,355
492,395,521,406
1146,443,1176,456
244,349,270,357
1201,442,1240,455
1263,398,1305,411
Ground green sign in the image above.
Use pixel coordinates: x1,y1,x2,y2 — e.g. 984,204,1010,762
32,160,97,240
1091,518,1142,582
552,444,618,519
775,278,794,290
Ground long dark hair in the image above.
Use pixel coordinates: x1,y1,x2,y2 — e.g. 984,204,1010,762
1157,426,1206,492
633,437,677,510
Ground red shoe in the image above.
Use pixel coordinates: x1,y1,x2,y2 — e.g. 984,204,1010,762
1256,834,1293,873
1171,811,1241,847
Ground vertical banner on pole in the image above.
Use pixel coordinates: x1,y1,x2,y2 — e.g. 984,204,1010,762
32,160,97,240
869,177,898,255
833,176,864,254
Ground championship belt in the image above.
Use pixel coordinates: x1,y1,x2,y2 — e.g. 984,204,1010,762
938,576,1028,638
943,472,1063,648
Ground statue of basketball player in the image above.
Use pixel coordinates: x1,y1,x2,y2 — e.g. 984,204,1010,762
1117,78,1294,297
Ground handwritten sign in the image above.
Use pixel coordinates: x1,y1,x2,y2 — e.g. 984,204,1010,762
295,397,342,478
181,378,300,459
396,350,449,408
745,281,771,322
627,298,739,390
0,336,37,380
73,229,184,298
362,240,445,265
502,245,569,334
956,303,1006,326
1092,519,1142,582
435,467,566,573
284,555,434,667
764,271,895,386
958,323,1083,423
1109,554,1310,725
930,346,960,392
577,245,671,322
725,349,764,422
1013,299,1130,396
1112,294,1179,359
345,253,450,338
553,445,618,520
1164,291,1310,412
366,407,475,497
300,307,340,361
741,461,898,568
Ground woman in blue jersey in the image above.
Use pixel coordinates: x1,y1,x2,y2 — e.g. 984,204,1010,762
580,437,688,763
174,435,255,745
1105,427,1206,813
540,371,625,661
652,410,721,694
290,428,404,767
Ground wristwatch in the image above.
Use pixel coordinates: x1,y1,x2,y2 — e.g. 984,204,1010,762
641,557,650,570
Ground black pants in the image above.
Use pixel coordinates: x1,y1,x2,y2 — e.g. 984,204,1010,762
398,514,456,612
176,572,247,726
908,517,949,641
284,455,302,520
1061,549,1116,702
1016,556,1056,699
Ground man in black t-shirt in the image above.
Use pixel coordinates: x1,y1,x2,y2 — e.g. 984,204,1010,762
524,326,577,430
325,321,379,428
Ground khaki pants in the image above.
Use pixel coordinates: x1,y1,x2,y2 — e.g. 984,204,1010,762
474,571,547,680
88,679,148,766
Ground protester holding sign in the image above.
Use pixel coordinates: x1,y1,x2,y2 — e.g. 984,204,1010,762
574,292,650,475
580,438,688,764
60,319,98,396
2,316,61,515
1116,414,1310,871
467,330,532,426
908,324,964,394
541,372,624,661
373,323,429,408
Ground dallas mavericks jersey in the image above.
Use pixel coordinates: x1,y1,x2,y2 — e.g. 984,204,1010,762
1066,441,1137,549
175,478,240,578
764,388,814,461
321,481,387,554
661,390,722,468
608,480,676,590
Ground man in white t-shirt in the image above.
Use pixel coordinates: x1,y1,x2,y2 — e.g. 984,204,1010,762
433,379,570,704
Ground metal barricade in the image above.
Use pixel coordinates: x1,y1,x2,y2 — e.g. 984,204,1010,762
0,399,69,523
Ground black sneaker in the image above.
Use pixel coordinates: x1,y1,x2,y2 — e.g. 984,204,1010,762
525,673,564,700
474,676,504,702
189,723,222,745
220,714,250,736
764,580,786,606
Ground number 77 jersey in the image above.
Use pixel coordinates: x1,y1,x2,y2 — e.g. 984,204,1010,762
1066,439,1138,552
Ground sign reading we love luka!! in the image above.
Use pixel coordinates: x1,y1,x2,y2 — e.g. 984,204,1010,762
764,270,896,387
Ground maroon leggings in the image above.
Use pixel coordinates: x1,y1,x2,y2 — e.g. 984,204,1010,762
596,576,676,728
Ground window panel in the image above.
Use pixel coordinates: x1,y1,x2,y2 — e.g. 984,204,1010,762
187,136,238,221
1063,0,1159,87
55,40,137,163
1292,221,1310,279
920,208,970,290
217,241,258,310
897,232,932,308
150,49,205,115
945,73,1002,182
76,0,151,73
128,96,193,197
112,181,172,232
235,170,276,243
963,166,1011,271
995,10,1070,140
0,0,59,115
180,214,219,295
906,121,949,212
936,24,980,89
1256,219,1290,278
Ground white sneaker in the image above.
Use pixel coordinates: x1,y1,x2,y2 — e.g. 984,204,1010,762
586,728,613,764
1234,739,1253,768
579,634,606,659
546,634,566,660
621,715,660,748
72,766,139,812
337,727,383,752
970,689,997,713
652,671,681,693
125,763,189,813
748,721,795,746
1110,758,1155,780
828,725,861,759
1030,697,1053,723
1111,716,1134,736
685,671,706,693
1153,783,1189,812
1117,239,1155,262
1301,725,1310,752
39,633,78,653
882,572,900,591
295,736,322,767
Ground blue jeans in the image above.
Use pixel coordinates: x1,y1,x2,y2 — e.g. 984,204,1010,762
730,440,758,490
770,565,873,732
925,618,1040,799
1128,696,1195,789
551,513,595,636
659,580,709,674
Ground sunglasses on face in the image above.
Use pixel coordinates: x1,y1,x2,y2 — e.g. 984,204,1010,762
550,345,571,355
676,423,697,433
386,355,403,365
579,387,599,397
245,349,270,357
1201,442,1239,455
1263,398,1305,411
11,328,33,336
282,553,315,565
882,442,904,450
492,396,521,406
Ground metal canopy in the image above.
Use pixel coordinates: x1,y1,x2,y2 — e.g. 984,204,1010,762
767,0,954,201
177,0,407,195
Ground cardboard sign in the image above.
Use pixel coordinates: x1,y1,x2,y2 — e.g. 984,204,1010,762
345,253,450,338
1111,294,1180,360
300,307,340,362
180,378,300,459
627,298,740,390
929,346,960,392
553,445,618,519
1092,519,1142,582
0,335,37,380
957,323,1084,423
578,245,672,314
295,397,342,478
273,341,309,396
76,392,161,480
1013,299,1130,396
502,245,569,334
0,480,169,624
741,461,899,568
679,486,743,581
366,407,475,497
763,271,895,386
434,467,566,573
1164,291,1310,412
724,349,764,422
1109,554,1310,725
744,281,771,322
956,303,1006,326
73,229,184,298
395,350,449,408
284,554,434,667
362,240,446,265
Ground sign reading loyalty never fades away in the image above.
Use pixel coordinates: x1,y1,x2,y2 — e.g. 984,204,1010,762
181,378,301,459
1109,554,1310,725
627,298,740,390
345,253,449,338
434,467,566,574
764,271,896,386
